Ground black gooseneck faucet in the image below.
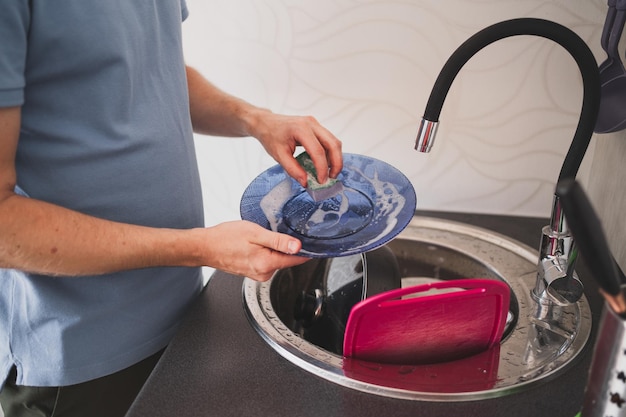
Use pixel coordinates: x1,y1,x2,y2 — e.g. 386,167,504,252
415,18,601,305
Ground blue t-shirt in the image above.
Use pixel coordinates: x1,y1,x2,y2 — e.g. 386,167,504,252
0,0,205,387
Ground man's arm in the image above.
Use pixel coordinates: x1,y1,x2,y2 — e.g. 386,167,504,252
0,107,181,275
185,66,343,187
0,106,307,281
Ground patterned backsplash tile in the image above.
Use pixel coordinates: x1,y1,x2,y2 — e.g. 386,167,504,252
182,0,607,224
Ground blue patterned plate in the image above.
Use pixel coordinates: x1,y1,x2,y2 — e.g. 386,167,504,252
240,153,416,257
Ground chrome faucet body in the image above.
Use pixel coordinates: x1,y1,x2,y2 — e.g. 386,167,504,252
415,18,601,305
534,196,581,305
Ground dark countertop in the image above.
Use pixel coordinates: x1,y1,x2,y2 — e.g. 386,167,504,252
127,211,603,417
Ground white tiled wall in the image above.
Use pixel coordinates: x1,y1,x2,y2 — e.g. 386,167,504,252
183,0,607,226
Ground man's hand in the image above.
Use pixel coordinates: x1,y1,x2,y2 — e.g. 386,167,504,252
195,220,309,281
186,66,343,187
248,111,342,188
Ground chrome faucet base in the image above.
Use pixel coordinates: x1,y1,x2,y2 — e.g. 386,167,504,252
533,256,584,305
532,195,583,305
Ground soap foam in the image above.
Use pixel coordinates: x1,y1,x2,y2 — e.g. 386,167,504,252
259,166,406,255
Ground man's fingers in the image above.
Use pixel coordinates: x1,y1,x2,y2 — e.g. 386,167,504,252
255,228,302,255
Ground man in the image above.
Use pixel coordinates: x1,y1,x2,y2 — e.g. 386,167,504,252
0,1,342,416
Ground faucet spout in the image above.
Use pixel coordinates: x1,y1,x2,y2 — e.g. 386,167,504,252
416,18,601,304
414,119,438,152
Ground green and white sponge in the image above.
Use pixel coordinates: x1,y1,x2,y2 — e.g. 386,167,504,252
295,151,343,202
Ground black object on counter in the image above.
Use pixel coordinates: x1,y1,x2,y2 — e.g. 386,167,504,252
595,0,626,133
556,178,626,315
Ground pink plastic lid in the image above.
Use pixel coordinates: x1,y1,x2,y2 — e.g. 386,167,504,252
343,278,510,364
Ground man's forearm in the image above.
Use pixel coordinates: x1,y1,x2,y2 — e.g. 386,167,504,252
186,66,269,138
0,193,204,276
0,106,205,277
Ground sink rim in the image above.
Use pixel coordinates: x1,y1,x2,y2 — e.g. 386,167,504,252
243,216,592,401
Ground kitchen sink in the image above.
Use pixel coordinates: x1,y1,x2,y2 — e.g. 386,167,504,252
243,216,591,401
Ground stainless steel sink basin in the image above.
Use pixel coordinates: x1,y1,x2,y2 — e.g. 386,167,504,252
243,216,591,401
